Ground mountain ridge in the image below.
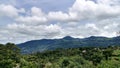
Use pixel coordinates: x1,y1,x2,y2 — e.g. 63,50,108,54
18,36,120,54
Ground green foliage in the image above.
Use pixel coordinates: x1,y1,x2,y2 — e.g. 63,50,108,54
98,60,120,68
0,59,15,68
103,48,113,60
82,48,103,65
0,43,120,68
48,56,95,68
0,43,20,68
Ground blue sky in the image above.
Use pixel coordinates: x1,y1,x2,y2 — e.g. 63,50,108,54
0,0,75,25
0,0,120,43
0,0,75,12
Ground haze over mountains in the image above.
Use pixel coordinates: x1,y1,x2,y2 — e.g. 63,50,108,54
18,36,120,54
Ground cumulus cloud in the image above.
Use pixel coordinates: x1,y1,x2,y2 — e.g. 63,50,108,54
0,23,62,43
7,23,62,37
16,0,120,25
15,0,120,24
69,0,120,21
0,0,120,43
16,16,47,25
0,4,25,18
48,11,70,21
15,7,48,25
31,7,45,16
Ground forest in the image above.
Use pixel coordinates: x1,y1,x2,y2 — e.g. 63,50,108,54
0,43,120,68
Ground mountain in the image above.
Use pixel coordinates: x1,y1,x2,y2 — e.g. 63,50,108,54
17,36,120,54
62,36,74,40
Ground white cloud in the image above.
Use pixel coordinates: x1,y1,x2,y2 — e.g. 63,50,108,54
69,0,120,21
0,0,120,43
16,16,47,25
15,7,47,25
48,11,70,21
0,4,25,18
15,0,120,25
31,7,45,16
0,23,62,43
7,23,62,37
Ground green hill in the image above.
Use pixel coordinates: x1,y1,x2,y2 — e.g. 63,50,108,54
0,43,120,68
18,36,120,54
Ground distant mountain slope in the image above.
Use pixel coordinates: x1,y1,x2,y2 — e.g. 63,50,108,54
17,36,120,54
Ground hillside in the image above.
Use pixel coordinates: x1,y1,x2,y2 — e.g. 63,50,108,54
0,43,120,68
18,36,120,54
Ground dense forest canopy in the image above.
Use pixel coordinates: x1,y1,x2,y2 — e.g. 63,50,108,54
0,43,120,68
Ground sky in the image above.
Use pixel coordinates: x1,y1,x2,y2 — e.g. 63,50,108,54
0,0,120,44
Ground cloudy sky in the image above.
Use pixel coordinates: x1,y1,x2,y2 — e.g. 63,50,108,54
0,0,120,44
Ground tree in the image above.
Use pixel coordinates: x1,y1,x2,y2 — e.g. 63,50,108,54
103,48,113,60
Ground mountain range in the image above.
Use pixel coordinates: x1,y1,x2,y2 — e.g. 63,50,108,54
17,36,120,54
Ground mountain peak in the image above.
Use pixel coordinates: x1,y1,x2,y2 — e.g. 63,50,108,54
88,36,107,39
18,36,120,54
63,36,74,40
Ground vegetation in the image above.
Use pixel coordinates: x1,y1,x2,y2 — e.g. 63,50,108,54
0,43,120,68
18,36,120,54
